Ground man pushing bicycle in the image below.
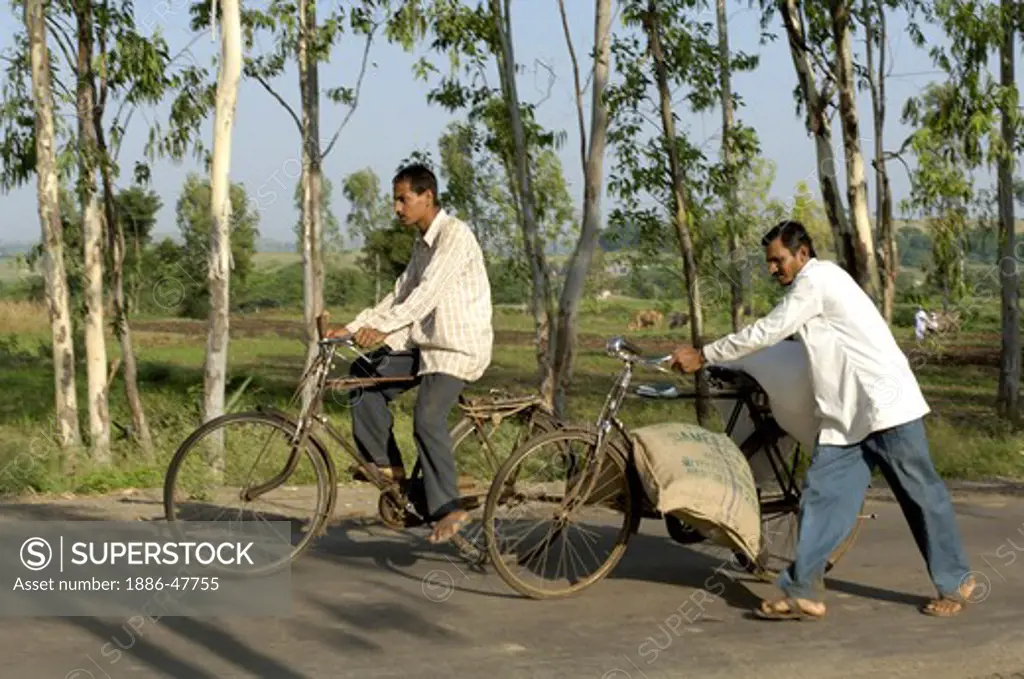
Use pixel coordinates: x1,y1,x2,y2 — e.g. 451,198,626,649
326,163,493,545
669,220,975,621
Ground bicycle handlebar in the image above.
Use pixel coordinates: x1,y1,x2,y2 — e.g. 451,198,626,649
605,336,674,374
314,311,355,347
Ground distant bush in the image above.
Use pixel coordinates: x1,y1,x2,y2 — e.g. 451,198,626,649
233,262,377,312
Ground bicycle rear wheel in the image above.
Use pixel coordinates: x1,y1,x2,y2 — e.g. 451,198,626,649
448,405,560,505
163,411,334,576
744,495,866,579
428,406,561,565
482,427,641,600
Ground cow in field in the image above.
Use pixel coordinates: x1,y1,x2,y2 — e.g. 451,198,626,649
627,309,664,331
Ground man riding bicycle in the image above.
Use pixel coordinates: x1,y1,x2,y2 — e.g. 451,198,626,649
326,163,493,545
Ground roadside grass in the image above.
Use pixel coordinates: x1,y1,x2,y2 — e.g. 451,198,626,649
0,298,1021,498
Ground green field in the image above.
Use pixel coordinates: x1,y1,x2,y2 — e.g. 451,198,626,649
252,250,364,270
0,256,31,284
0,261,1020,499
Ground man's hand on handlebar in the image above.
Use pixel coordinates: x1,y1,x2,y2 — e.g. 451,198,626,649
349,326,387,348
669,345,704,374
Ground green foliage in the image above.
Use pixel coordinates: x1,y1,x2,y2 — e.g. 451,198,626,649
336,165,413,285
172,173,260,318
902,83,980,303
0,28,36,193
437,120,515,256
341,167,392,245
1,0,199,188
896,226,934,269
291,174,343,255
359,221,416,284
115,185,163,311
235,261,375,312
789,180,834,258
899,0,1023,308
413,0,573,265
606,0,756,284
488,255,532,304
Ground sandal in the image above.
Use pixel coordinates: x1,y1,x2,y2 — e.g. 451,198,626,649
920,576,976,617
348,463,405,485
920,596,968,617
428,511,471,544
753,597,826,621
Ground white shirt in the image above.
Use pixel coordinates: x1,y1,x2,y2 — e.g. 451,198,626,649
914,309,930,340
702,258,930,446
345,209,493,382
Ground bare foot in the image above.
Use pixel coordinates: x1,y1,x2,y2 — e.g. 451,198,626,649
428,510,470,544
921,575,975,617
755,597,827,621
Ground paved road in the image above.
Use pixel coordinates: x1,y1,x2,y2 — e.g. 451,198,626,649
1,485,1023,679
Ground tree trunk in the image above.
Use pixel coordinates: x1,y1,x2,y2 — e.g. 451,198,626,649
94,113,153,457
92,8,153,458
644,3,709,425
864,0,895,322
490,0,556,407
203,0,242,475
550,0,612,419
717,0,743,331
26,0,83,455
75,0,111,462
829,0,880,301
100,168,154,459
299,0,325,414
996,0,1020,425
779,0,852,268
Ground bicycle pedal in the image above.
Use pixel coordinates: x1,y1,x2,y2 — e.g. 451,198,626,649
451,535,487,568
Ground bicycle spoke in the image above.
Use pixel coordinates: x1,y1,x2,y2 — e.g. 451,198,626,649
483,429,637,599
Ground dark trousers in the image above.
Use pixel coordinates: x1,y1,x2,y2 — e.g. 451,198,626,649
348,347,465,519
777,417,971,600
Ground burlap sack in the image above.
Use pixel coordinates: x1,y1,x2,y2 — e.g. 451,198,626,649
631,422,761,560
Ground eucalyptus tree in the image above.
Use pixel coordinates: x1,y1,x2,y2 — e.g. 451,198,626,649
180,0,425,410
759,0,880,299
903,0,1022,423
607,0,741,424
548,0,614,416
201,0,242,465
2,0,212,458
416,0,565,407
713,0,761,330
859,0,910,323
20,0,83,456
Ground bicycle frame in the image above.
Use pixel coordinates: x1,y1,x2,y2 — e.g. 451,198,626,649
240,335,411,504
570,337,805,515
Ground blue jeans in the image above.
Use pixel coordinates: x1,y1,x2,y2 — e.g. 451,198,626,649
776,417,971,600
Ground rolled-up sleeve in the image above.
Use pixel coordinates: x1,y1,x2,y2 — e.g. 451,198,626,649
703,275,821,365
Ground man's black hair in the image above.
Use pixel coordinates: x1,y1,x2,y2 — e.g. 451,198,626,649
761,220,817,258
393,163,438,203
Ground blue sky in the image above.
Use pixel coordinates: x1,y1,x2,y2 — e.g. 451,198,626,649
0,0,1012,248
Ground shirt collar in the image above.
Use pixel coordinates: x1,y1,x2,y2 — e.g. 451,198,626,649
796,257,819,280
421,209,447,247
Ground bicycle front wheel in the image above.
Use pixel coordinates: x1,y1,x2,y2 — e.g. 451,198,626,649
163,411,334,575
482,427,641,600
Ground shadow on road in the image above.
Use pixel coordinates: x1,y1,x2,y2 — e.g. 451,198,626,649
821,577,928,607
